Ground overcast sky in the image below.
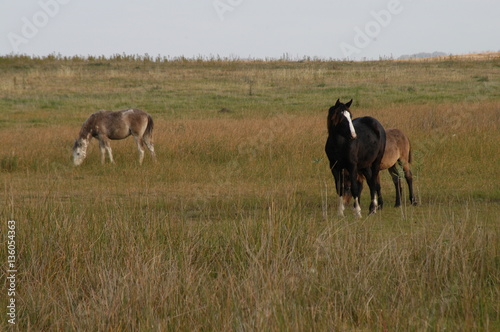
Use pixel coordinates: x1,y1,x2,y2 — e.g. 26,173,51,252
1,0,499,60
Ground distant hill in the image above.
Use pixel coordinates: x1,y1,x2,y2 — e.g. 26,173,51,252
397,51,499,61
398,52,449,60
448,52,500,60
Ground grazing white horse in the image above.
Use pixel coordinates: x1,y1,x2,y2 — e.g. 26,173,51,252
72,108,156,166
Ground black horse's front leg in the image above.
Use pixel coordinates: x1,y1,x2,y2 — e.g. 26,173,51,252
347,167,362,218
361,167,379,215
331,167,346,217
376,173,384,210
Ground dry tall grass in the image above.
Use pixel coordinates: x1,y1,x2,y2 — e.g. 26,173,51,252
1,55,499,331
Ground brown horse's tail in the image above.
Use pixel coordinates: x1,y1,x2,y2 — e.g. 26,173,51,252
144,114,154,141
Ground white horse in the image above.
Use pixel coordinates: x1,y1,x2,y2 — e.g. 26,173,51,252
72,109,156,166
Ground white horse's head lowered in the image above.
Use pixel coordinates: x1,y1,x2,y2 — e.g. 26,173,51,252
72,139,88,166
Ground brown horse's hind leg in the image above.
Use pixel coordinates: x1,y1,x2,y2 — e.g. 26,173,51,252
389,166,402,207
402,162,417,205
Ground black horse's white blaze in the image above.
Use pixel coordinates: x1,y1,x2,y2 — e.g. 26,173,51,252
342,110,357,139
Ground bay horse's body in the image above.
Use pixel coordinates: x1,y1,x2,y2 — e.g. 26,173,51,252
325,99,386,217
72,108,155,166
344,128,417,207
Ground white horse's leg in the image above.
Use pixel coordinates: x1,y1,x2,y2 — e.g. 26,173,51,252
102,139,114,164
338,196,345,217
98,139,106,164
98,136,114,164
144,139,156,160
353,197,362,218
134,136,145,165
106,145,114,164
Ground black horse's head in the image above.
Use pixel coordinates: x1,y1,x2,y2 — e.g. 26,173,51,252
327,99,357,139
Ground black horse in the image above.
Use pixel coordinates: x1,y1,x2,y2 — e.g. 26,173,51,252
325,99,386,217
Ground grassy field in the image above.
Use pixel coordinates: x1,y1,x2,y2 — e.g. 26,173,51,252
1,54,499,331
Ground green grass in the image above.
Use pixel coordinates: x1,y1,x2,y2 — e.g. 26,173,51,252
0,54,499,331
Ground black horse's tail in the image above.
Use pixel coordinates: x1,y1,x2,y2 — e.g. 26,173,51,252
408,140,412,164
144,114,154,141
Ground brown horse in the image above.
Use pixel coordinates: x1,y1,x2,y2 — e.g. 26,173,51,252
344,128,417,207
72,109,155,166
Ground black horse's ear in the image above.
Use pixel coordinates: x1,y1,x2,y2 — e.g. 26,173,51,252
346,99,353,108
334,99,340,106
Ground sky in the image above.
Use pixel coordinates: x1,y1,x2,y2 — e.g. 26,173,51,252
1,0,499,60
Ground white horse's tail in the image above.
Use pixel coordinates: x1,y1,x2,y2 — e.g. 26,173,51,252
144,114,154,142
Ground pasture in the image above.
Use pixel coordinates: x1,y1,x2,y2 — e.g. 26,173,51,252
1,54,499,331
